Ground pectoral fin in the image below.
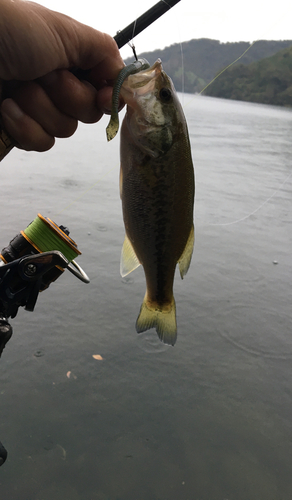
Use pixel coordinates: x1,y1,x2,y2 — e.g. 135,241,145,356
120,235,141,277
178,224,194,279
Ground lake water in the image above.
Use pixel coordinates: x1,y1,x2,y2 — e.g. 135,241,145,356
0,94,292,500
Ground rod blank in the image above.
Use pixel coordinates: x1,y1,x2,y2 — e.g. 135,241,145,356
114,0,181,49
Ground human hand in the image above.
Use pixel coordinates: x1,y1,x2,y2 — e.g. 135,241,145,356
0,0,124,152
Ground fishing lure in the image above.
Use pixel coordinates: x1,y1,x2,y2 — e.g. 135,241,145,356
106,58,150,141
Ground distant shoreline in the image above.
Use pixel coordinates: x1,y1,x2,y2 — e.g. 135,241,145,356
125,38,292,107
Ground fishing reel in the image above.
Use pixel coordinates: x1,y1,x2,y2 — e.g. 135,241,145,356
0,213,89,358
0,214,90,465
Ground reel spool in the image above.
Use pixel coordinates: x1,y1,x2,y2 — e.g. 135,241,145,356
0,214,89,319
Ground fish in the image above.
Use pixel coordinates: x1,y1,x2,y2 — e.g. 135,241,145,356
113,59,195,346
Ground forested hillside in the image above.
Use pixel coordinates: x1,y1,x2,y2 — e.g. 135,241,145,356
204,45,292,107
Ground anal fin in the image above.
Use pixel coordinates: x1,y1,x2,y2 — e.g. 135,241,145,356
120,234,141,277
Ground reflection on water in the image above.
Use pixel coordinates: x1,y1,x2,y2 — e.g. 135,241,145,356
136,330,171,354
0,96,292,499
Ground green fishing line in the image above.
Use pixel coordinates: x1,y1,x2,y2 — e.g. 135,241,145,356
23,215,79,262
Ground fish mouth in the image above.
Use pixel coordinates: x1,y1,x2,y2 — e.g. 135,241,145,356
120,59,172,128
120,59,175,157
120,60,163,100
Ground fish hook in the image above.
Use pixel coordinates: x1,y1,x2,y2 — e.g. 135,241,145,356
128,40,138,61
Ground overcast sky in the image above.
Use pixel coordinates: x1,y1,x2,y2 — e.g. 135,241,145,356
36,0,291,60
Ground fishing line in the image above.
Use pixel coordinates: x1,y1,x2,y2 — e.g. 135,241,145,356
182,5,292,105
22,214,80,261
182,40,259,110
160,0,185,101
165,0,185,102
208,170,292,227
179,37,185,101
198,41,257,96
130,19,138,47
161,0,174,9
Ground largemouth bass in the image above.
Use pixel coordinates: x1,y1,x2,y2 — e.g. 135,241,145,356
112,59,194,346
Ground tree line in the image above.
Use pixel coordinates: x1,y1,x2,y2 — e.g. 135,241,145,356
124,39,292,106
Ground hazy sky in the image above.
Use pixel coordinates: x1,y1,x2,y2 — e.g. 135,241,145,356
36,0,291,60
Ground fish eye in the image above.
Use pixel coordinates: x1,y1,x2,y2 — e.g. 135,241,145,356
159,88,172,102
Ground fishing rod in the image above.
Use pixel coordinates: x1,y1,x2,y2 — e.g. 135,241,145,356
0,0,181,466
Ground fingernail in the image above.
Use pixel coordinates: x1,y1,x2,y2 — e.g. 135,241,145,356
1,98,24,121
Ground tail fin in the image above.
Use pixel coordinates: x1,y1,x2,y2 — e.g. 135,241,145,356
136,296,177,346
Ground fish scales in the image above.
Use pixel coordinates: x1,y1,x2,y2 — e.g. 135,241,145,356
119,60,195,345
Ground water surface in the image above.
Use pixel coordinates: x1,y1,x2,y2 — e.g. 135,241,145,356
0,95,292,500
